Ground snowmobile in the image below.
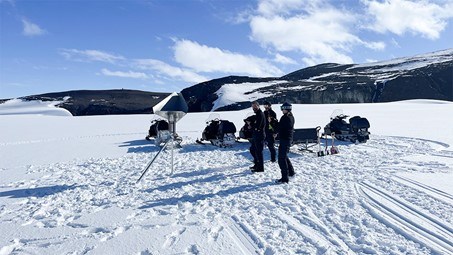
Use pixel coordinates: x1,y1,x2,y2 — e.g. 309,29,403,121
323,109,370,143
146,118,182,147
145,118,169,141
196,114,237,147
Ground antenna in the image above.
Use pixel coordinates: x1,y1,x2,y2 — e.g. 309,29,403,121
137,92,188,183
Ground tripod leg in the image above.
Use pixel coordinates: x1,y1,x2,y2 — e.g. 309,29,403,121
170,139,174,175
136,139,170,183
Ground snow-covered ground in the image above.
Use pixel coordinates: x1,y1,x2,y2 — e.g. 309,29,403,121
0,99,452,255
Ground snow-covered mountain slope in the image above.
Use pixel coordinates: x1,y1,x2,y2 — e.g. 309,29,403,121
1,100,452,254
0,98,72,116
182,49,453,112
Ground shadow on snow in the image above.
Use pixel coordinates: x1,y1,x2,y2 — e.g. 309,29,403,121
118,139,160,154
144,169,248,195
0,184,78,198
139,180,272,209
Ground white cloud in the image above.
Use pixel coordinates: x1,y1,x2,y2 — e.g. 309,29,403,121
249,0,385,66
274,53,297,65
256,0,307,17
391,38,401,48
100,68,148,79
362,41,386,51
59,48,207,84
59,49,125,64
134,59,208,84
365,59,378,63
21,19,46,37
173,39,283,77
363,0,453,40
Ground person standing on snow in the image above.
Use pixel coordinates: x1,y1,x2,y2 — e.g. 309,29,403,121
250,101,266,173
276,102,295,183
263,102,277,162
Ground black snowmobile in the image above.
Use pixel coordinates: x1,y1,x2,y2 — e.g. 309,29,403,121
323,110,370,143
196,114,237,147
145,118,169,141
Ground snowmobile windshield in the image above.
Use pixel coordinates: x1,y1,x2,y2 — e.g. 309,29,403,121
206,113,221,123
330,109,344,120
150,115,164,123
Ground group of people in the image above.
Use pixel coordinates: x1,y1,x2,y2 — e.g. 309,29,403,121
247,101,295,184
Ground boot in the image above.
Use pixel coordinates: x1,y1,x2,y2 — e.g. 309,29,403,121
251,166,264,172
275,178,288,184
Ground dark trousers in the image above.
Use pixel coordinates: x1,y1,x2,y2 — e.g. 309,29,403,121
250,134,265,171
278,139,294,181
265,132,276,161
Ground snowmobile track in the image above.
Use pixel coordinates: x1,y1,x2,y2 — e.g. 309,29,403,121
273,196,354,254
387,136,450,150
295,209,355,255
392,176,453,205
276,211,336,254
273,204,356,254
222,216,262,255
357,182,453,254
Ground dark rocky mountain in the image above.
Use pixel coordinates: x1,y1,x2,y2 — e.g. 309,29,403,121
180,76,276,112
2,49,452,115
182,49,453,112
16,89,170,116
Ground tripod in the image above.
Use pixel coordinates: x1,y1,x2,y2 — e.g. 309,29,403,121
137,92,188,183
137,117,182,183
136,134,180,183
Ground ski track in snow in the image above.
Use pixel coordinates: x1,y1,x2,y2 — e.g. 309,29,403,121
0,135,452,254
357,182,453,254
392,176,453,205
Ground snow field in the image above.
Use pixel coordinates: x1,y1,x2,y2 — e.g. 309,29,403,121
0,100,452,254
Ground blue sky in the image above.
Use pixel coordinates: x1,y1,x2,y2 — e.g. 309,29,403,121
1,0,453,98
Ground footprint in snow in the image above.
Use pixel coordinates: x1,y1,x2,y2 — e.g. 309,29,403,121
187,244,201,254
207,225,224,242
163,227,186,248
139,249,153,255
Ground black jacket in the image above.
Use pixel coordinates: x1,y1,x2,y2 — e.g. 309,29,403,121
264,109,277,134
278,112,295,140
253,108,265,135
264,109,276,120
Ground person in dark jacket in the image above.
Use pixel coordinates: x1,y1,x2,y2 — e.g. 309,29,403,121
276,102,295,183
241,115,255,140
250,101,266,172
263,102,277,162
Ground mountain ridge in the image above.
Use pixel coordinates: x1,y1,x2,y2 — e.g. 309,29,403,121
6,89,171,116
182,48,453,112
2,49,452,115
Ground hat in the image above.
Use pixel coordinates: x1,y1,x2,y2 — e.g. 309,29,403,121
280,102,292,111
264,101,271,106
